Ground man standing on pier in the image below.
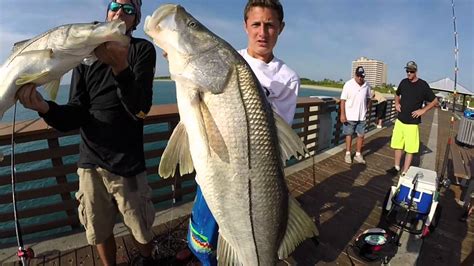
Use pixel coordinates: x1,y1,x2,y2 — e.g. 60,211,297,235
16,1,158,265
340,66,372,164
386,61,438,176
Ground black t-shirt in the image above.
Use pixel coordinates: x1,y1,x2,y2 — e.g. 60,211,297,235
396,78,436,124
40,37,156,177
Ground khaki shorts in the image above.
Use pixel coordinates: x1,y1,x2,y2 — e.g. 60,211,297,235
76,167,155,245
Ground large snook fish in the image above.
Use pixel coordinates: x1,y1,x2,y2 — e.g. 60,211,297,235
0,20,129,119
145,4,318,265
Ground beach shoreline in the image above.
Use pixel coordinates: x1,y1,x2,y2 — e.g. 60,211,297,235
301,84,394,99
301,84,342,92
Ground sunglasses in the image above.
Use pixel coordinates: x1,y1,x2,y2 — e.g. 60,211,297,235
108,2,136,15
406,70,416,74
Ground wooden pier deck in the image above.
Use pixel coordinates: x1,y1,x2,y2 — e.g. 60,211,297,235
287,109,474,265
1,109,473,265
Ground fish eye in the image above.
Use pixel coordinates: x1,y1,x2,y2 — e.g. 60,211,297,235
188,20,197,28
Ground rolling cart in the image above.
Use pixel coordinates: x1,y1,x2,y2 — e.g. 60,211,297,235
384,166,442,237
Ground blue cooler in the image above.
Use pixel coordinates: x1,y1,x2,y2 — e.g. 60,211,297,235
464,109,474,119
395,185,433,214
394,167,438,215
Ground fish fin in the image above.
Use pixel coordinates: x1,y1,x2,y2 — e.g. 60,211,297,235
217,234,242,266
16,48,53,59
12,39,30,53
158,121,194,178
16,71,51,86
274,112,308,164
201,102,229,163
278,196,319,259
43,79,60,101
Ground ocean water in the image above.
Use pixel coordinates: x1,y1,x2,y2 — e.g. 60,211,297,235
1,81,340,122
0,81,339,245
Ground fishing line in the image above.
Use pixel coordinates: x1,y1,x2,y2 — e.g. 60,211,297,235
10,102,30,265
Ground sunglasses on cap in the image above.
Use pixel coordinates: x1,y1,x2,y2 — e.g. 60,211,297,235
406,70,416,74
108,2,136,15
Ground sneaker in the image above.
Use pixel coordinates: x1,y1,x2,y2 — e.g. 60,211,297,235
377,125,382,129
386,166,400,176
353,154,366,164
344,153,352,163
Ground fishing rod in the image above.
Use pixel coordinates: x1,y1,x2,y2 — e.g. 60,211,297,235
10,102,34,265
439,0,459,188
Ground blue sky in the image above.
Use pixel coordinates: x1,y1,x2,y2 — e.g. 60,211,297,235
0,0,472,90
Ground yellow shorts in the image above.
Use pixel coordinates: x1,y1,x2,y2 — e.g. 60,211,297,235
76,167,155,245
390,119,420,153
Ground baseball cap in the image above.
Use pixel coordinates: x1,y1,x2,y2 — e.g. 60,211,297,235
404,61,417,71
355,66,365,78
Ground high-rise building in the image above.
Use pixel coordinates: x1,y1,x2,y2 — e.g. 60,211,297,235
352,57,387,87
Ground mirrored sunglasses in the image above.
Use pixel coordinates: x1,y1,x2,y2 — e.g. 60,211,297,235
108,2,136,15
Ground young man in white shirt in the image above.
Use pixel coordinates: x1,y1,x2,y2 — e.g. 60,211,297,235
179,1,300,265
340,66,372,164
237,50,299,124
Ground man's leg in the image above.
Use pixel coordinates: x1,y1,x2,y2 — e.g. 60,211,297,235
387,120,404,174
342,122,354,163
134,240,153,258
345,135,352,153
353,121,366,164
394,149,403,168
403,152,414,173
402,124,420,174
96,235,117,266
76,168,118,266
106,171,157,265
377,102,387,128
356,136,364,153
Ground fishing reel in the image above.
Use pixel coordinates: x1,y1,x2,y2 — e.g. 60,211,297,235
17,247,35,265
439,177,451,189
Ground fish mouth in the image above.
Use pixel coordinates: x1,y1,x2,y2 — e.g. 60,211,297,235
152,4,179,25
114,20,127,35
144,4,181,50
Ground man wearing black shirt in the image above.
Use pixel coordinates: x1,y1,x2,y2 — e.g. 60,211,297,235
386,61,438,176
17,1,157,265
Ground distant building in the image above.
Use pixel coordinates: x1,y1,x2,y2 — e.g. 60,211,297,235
352,57,387,87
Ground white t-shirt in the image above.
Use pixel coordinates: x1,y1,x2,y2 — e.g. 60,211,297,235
340,78,372,121
238,49,300,124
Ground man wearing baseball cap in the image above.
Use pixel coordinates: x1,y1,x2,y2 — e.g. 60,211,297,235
17,1,158,265
386,61,438,176
340,66,372,164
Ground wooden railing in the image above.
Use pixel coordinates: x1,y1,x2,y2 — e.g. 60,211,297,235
0,97,395,246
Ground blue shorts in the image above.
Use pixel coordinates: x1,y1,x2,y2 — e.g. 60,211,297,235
187,186,218,266
342,120,366,137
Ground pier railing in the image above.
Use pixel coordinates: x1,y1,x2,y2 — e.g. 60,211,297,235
0,97,395,246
